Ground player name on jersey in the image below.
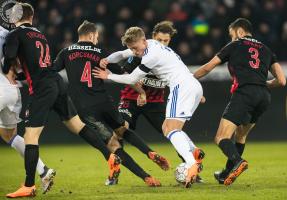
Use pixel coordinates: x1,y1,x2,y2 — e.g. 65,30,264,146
68,44,102,53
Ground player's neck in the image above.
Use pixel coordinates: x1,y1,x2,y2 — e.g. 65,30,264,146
15,20,32,27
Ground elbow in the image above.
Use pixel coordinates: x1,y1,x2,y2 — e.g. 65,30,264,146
279,78,286,87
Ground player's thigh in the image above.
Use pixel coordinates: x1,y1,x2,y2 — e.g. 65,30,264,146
222,92,252,126
143,103,165,134
118,99,139,130
166,78,202,120
53,93,78,124
25,83,58,127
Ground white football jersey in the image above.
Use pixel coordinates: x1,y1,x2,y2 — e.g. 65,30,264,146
141,39,192,87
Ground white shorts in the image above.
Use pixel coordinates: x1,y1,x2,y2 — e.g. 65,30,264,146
0,78,22,129
166,75,203,120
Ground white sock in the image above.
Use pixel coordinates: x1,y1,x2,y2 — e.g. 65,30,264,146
167,130,196,167
10,135,46,176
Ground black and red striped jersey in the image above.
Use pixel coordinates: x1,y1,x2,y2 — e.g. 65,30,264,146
118,56,166,103
217,36,278,93
4,23,55,95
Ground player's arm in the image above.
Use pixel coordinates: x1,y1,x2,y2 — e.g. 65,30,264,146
194,42,234,79
193,56,221,79
93,64,148,85
100,49,134,68
53,49,66,71
3,31,19,74
267,62,286,88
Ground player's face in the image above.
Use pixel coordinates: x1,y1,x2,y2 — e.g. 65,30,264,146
127,38,147,57
153,32,171,46
90,31,99,45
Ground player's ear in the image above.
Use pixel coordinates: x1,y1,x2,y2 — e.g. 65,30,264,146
237,27,245,38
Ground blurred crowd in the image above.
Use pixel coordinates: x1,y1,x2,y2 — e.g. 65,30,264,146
27,0,287,65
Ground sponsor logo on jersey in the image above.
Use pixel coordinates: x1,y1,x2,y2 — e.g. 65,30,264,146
141,77,167,88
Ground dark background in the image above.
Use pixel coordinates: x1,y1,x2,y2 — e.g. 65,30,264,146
1,80,285,145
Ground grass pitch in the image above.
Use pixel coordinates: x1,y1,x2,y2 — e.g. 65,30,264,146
1,142,287,200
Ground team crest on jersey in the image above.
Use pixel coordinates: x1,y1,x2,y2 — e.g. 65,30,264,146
25,109,29,118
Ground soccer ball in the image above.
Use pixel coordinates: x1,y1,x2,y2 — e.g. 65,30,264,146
174,163,189,184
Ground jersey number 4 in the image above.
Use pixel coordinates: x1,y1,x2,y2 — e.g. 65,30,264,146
81,61,92,87
248,47,260,69
35,41,51,68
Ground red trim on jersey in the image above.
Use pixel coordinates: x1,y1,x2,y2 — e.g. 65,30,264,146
228,65,239,93
230,76,239,93
22,62,34,95
120,85,164,103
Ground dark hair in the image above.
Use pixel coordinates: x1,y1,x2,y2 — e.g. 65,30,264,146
229,18,253,34
152,21,177,37
77,20,98,36
19,3,34,21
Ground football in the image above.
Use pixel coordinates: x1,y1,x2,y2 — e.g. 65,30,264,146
174,163,189,184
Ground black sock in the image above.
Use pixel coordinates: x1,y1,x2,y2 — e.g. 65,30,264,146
115,148,149,180
225,142,246,171
123,129,152,156
79,125,110,160
25,145,39,187
218,139,242,165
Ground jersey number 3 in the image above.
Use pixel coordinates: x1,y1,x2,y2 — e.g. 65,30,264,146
81,61,92,87
35,41,51,68
248,47,260,69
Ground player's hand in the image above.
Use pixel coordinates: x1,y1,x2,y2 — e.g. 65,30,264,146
200,96,206,104
92,67,109,79
137,92,147,106
99,58,109,68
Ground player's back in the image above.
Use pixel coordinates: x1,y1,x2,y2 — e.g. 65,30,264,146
143,40,191,87
220,36,276,88
5,23,55,93
55,41,108,111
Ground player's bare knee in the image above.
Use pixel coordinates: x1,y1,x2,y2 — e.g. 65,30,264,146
0,128,17,143
64,115,85,135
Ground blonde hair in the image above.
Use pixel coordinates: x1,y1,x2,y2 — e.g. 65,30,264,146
121,27,145,46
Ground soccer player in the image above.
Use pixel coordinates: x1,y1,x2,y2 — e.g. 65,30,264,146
0,25,55,194
193,18,286,185
4,3,121,198
94,27,204,188
116,21,205,183
53,20,162,187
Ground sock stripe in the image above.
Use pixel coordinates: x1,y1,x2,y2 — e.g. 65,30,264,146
166,129,180,140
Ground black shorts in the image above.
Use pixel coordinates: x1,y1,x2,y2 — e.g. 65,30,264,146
79,99,125,142
25,75,77,127
223,85,271,126
118,99,165,133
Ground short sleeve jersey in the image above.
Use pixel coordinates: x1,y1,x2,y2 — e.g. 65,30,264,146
217,36,277,93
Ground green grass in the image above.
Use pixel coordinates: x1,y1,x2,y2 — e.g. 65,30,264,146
1,142,287,200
